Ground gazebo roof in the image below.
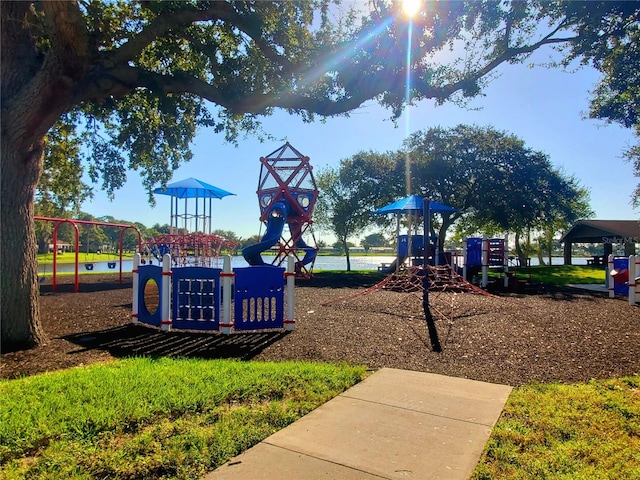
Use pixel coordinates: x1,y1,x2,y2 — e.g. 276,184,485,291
373,195,457,215
560,220,640,244
153,177,235,199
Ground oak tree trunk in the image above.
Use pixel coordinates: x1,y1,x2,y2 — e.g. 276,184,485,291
514,231,528,267
1,1,89,349
1,136,48,349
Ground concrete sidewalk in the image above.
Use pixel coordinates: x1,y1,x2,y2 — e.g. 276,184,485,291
205,368,512,480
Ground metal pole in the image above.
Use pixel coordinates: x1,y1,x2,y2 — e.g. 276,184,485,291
629,255,637,306
160,253,172,331
422,198,441,352
481,236,489,288
209,197,213,235
285,255,296,331
131,254,140,323
608,254,615,298
170,195,174,232
407,212,412,267
195,190,199,233
395,215,400,272
220,256,233,334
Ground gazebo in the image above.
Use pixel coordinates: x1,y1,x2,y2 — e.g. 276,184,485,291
150,177,237,266
560,219,640,265
373,195,457,269
153,177,235,234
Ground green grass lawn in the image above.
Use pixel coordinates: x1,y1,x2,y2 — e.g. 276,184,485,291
3,358,637,479
472,376,640,479
38,251,134,264
333,265,607,286
501,265,607,286
1,358,366,479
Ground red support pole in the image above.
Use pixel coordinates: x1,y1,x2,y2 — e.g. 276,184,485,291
51,219,79,292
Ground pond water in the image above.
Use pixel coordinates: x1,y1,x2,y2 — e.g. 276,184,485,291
38,254,588,275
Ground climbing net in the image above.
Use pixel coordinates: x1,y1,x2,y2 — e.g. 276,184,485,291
145,233,237,267
321,264,502,332
323,264,492,305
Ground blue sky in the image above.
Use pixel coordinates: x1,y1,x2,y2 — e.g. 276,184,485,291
82,48,639,243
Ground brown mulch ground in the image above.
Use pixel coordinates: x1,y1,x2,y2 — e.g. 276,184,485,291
2,272,639,386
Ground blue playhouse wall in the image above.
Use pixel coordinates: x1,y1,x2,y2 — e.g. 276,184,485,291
137,264,162,327
398,235,425,257
466,237,506,267
466,238,483,267
233,266,285,331
172,267,222,331
136,263,287,332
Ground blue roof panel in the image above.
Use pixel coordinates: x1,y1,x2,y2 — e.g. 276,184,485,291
153,177,235,199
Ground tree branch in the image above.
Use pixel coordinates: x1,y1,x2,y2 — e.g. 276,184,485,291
110,2,294,72
109,2,210,64
2,1,91,152
82,3,588,122
88,19,582,120
453,32,580,96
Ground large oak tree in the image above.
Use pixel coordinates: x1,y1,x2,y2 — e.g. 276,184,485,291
2,0,637,349
319,125,591,266
403,125,592,263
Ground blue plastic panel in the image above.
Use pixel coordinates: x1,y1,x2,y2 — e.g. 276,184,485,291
233,266,285,331
466,238,483,267
171,267,222,331
137,265,162,327
397,235,425,258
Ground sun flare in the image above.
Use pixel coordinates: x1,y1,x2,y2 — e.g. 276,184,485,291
402,0,421,18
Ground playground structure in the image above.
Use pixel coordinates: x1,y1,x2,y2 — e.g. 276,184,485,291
324,263,493,305
608,254,640,305
322,208,511,352
35,216,142,292
462,236,510,288
129,175,300,333
146,178,238,267
382,233,511,289
132,253,295,333
373,196,513,288
375,195,457,273
322,255,496,355
146,231,237,268
242,142,319,279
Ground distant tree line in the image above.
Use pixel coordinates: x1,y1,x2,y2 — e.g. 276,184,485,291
314,125,593,269
36,124,593,271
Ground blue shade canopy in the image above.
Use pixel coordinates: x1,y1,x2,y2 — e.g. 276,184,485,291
373,195,457,214
153,177,235,199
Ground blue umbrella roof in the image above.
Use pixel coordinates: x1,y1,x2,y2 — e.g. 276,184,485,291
373,195,457,214
153,178,235,199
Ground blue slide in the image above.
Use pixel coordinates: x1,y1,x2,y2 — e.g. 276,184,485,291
242,202,289,266
295,236,317,268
